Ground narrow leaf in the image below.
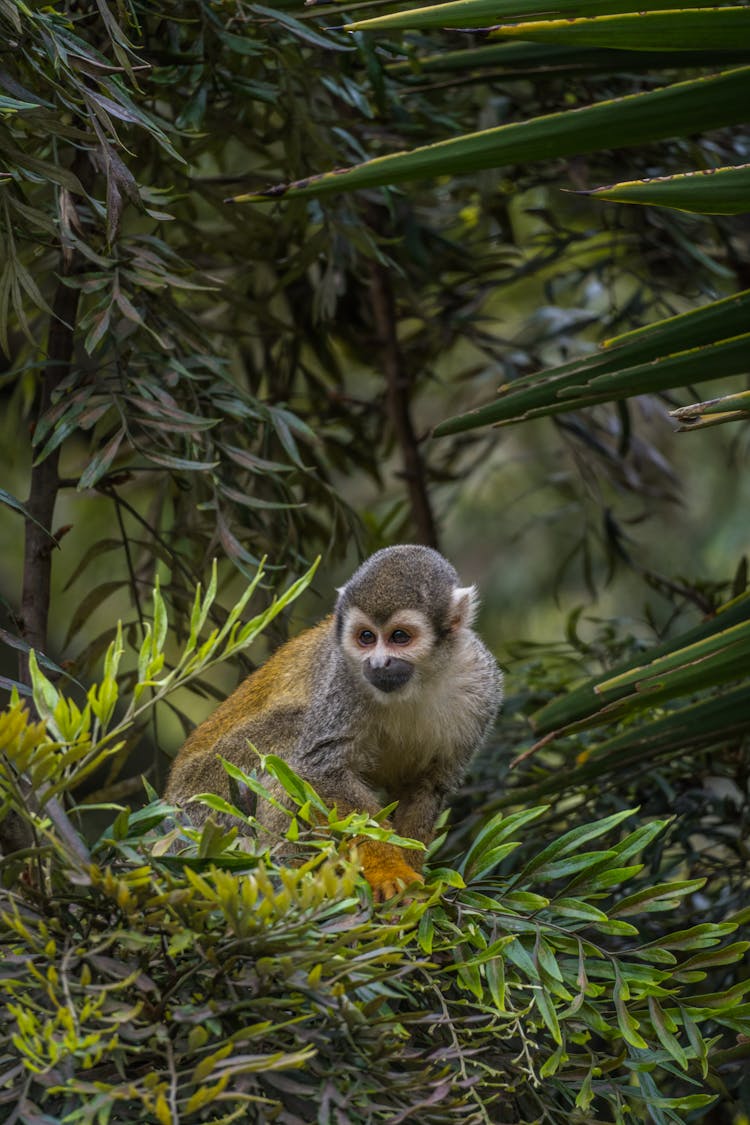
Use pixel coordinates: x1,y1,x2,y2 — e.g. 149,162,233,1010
230,68,750,202
586,162,750,215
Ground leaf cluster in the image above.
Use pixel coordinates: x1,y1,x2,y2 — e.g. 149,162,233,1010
1,575,749,1123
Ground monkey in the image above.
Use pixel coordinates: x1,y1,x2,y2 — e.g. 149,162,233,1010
166,545,502,900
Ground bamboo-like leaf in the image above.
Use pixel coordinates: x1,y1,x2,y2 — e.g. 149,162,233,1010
614,984,648,1048
462,806,547,878
648,996,688,1069
677,942,750,973
521,808,634,876
610,878,706,917
585,162,750,215
345,0,738,33
649,923,738,951
531,590,750,734
386,42,750,78
0,487,56,537
533,850,619,882
670,387,750,429
432,330,750,432
488,9,750,52
534,986,563,1044
229,67,750,202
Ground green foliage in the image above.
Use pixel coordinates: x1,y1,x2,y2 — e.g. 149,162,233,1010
1,586,748,1122
241,0,749,436
233,66,750,201
3,0,747,744
584,163,750,217
434,288,750,433
271,0,749,877
0,0,378,692
0,575,747,1121
1,3,748,1118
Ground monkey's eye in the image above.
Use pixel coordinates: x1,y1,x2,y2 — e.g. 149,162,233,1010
390,629,411,645
358,629,377,646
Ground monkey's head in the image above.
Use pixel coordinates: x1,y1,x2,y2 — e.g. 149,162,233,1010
334,545,478,698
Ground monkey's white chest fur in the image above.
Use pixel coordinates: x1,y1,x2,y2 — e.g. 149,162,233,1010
358,657,491,786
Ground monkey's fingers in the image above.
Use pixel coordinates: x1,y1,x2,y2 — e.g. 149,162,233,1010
373,877,425,904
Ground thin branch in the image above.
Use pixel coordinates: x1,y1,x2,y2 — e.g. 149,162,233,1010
19,151,91,688
19,276,82,686
509,731,559,769
369,261,439,548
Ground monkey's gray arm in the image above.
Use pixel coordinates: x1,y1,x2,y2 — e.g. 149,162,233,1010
294,737,387,820
392,780,447,842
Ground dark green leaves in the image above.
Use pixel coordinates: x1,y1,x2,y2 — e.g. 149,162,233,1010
487,8,750,52
434,288,750,433
5,622,750,1122
230,67,750,201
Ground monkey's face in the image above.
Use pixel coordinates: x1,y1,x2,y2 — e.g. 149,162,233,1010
339,608,436,698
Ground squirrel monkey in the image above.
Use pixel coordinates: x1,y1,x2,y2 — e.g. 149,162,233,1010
166,546,502,900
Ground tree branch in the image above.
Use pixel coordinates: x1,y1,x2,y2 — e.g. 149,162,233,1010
19,260,82,685
369,261,439,549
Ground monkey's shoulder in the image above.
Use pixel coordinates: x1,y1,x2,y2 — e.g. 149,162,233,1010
174,616,334,759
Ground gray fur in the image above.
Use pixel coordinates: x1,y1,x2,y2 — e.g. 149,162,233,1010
167,546,502,855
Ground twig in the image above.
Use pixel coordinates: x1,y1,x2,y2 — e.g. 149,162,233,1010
509,731,559,769
369,261,439,548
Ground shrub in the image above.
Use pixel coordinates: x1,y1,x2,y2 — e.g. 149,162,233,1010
1,572,748,1124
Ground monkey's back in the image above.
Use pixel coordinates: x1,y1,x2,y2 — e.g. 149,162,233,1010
165,617,334,808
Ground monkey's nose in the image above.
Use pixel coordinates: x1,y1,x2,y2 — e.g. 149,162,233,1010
363,656,414,693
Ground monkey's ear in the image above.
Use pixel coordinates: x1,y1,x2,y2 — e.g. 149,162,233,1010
450,585,478,630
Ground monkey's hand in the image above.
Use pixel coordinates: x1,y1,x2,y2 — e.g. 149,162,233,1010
355,839,425,903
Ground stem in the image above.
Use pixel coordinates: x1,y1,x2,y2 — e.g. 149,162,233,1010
369,261,439,549
19,276,82,686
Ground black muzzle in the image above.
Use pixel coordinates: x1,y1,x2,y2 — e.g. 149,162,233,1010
363,657,414,694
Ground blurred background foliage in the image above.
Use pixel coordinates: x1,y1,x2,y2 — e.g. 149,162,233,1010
0,0,748,1116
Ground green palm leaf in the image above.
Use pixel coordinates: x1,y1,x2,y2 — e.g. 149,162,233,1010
487,9,750,52
229,66,750,202
433,289,750,435
345,0,741,33
584,163,750,215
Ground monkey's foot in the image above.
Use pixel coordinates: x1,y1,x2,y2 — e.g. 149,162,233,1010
355,839,424,903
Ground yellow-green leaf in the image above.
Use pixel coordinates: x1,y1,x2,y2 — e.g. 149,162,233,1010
586,162,750,215
489,9,750,52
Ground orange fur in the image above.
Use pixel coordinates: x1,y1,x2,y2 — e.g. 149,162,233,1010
178,618,333,758
355,838,424,902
